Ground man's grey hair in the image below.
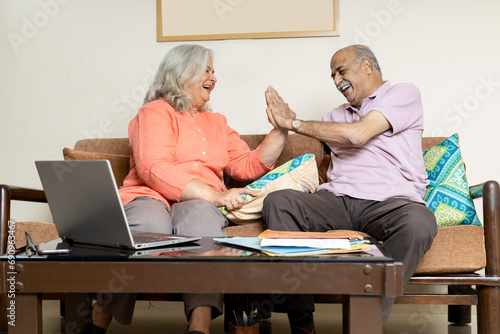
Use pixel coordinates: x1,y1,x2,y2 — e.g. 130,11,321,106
351,44,382,74
143,44,213,111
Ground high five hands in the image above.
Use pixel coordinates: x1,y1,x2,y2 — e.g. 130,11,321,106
265,86,296,131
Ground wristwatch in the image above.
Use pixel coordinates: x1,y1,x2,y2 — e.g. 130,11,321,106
292,119,302,133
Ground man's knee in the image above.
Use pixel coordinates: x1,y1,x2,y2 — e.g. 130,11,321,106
398,203,437,243
263,190,308,231
263,189,299,214
262,191,279,215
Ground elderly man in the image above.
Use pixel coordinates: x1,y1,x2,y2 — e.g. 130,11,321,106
263,44,437,330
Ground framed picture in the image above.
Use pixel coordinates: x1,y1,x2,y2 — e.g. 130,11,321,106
157,0,339,42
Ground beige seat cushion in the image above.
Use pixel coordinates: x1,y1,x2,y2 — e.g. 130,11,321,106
225,154,319,224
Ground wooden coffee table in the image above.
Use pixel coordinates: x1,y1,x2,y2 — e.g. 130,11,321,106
1,238,403,333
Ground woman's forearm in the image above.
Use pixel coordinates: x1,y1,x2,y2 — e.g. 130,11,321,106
180,178,217,202
258,128,288,167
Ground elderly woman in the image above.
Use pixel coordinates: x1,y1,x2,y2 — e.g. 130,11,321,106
91,44,289,334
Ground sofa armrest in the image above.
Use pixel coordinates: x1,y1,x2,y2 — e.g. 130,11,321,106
465,180,500,277
0,184,47,255
470,182,486,199
482,180,500,277
6,185,46,202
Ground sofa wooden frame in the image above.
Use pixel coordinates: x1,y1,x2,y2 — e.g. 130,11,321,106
1,134,499,333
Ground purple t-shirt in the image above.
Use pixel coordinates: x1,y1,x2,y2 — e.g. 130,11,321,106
317,81,428,203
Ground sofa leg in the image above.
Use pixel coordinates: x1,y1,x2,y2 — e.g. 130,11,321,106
477,285,500,334
0,293,8,332
447,324,472,334
448,285,473,325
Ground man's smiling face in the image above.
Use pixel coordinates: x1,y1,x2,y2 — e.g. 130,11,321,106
330,48,372,109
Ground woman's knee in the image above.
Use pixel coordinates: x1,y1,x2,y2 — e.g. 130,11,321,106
171,199,228,237
124,197,172,234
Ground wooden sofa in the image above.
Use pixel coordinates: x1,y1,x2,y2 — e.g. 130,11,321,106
1,134,499,333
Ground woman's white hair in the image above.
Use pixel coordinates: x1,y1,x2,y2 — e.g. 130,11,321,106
143,44,213,111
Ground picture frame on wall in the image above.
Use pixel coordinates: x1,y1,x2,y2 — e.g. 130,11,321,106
157,0,339,42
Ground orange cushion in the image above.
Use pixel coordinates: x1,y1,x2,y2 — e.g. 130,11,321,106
63,148,130,187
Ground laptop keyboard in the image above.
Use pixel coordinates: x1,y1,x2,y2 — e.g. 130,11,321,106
132,232,173,243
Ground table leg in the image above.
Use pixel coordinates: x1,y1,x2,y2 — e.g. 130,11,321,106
342,295,382,334
61,293,93,334
9,293,42,334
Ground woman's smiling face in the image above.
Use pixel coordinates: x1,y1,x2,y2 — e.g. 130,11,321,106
183,58,217,111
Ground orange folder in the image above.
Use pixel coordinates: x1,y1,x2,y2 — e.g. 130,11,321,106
258,229,364,241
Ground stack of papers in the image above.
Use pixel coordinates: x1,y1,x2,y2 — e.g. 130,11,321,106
214,230,374,257
260,238,351,249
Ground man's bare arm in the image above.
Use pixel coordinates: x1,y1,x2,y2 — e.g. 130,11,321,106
266,86,391,147
297,110,391,147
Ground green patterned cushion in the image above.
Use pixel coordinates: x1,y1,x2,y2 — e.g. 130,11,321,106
423,134,481,227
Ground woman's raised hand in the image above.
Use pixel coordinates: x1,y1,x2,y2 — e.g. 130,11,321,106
265,86,296,131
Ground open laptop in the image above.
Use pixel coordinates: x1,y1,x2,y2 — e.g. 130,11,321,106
35,160,201,249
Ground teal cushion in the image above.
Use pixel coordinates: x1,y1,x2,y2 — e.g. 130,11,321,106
423,134,481,227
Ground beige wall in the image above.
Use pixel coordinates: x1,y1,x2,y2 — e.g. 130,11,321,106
1,0,499,222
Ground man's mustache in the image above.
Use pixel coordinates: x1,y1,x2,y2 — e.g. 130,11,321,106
337,80,352,92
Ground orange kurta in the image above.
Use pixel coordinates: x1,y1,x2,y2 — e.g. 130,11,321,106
119,98,271,209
